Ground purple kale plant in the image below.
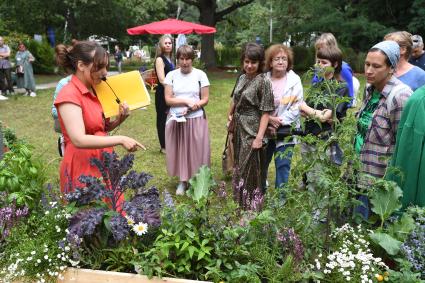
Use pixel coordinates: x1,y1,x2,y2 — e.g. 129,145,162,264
400,216,425,277
109,215,130,241
276,227,304,264
67,208,106,246
123,186,161,228
65,152,161,247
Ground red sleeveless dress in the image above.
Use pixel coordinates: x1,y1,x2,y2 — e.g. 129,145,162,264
54,75,113,193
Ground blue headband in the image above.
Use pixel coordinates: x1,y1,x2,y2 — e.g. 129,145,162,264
371,41,400,69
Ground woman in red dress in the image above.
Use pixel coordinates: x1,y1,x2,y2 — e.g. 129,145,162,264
54,41,144,193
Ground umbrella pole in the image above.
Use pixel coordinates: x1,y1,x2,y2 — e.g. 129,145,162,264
173,34,177,66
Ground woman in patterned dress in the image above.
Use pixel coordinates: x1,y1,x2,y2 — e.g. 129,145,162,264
228,43,274,208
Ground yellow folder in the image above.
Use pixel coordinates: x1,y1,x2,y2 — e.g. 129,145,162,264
94,70,151,118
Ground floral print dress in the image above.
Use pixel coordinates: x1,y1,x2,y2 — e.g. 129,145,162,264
232,73,274,208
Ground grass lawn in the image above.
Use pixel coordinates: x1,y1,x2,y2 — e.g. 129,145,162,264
0,70,366,193
34,74,64,84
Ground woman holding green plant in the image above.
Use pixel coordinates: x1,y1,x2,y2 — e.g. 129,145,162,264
263,44,303,189
354,40,412,218
300,46,349,137
54,41,145,194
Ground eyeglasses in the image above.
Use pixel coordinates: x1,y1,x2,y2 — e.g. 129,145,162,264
273,57,288,62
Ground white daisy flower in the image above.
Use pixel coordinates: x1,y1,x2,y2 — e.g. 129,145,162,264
132,222,148,236
125,216,135,226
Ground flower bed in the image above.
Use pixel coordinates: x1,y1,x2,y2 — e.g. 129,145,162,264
1,85,425,283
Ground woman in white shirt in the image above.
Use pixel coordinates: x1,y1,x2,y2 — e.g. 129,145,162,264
164,45,211,195
264,44,303,190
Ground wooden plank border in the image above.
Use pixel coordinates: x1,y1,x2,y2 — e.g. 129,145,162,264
59,268,213,283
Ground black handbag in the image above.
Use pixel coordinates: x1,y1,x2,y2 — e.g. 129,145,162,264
16,65,24,77
274,125,305,140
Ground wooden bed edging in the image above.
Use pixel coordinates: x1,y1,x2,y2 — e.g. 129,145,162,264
58,268,213,283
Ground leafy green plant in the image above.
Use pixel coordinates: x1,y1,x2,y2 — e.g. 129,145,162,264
0,129,46,209
136,167,259,281
388,258,424,283
368,180,415,256
1,124,18,149
186,165,215,203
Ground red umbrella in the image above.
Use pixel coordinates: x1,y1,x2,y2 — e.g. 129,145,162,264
127,18,216,35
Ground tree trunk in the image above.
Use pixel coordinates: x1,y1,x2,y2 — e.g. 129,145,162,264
65,8,78,41
200,34,216,69
199,0,217,69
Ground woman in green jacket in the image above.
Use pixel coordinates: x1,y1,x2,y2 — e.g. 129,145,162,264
388,85,425,208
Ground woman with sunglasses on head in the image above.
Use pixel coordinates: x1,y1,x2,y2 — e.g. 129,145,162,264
228,42,274,207
154,34,174,154
263,44,303,190
54,41,144,194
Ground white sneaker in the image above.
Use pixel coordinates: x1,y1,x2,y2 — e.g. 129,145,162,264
0,94,8,100
176,182,186,195
29,92,37,97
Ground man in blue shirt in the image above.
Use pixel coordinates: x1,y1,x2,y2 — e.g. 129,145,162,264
409,35,425,71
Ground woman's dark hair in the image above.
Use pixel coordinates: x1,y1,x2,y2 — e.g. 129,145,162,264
316,46,342,74
176,45,195,60
368,47,392,68
241,42,265,74
55,41,108,74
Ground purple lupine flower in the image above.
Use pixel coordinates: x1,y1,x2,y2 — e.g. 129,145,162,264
0,201,29,242
277,227,304,264
250,187,264,211
217,181,227,198
15,207,29,217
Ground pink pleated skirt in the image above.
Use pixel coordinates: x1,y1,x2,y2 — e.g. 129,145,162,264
165,116,211,181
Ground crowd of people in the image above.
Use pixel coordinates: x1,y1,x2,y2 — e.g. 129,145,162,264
3,30,423,215
0,37,37,100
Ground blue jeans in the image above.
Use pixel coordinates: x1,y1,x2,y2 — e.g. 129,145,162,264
354,195,370,220
265,140,294,190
